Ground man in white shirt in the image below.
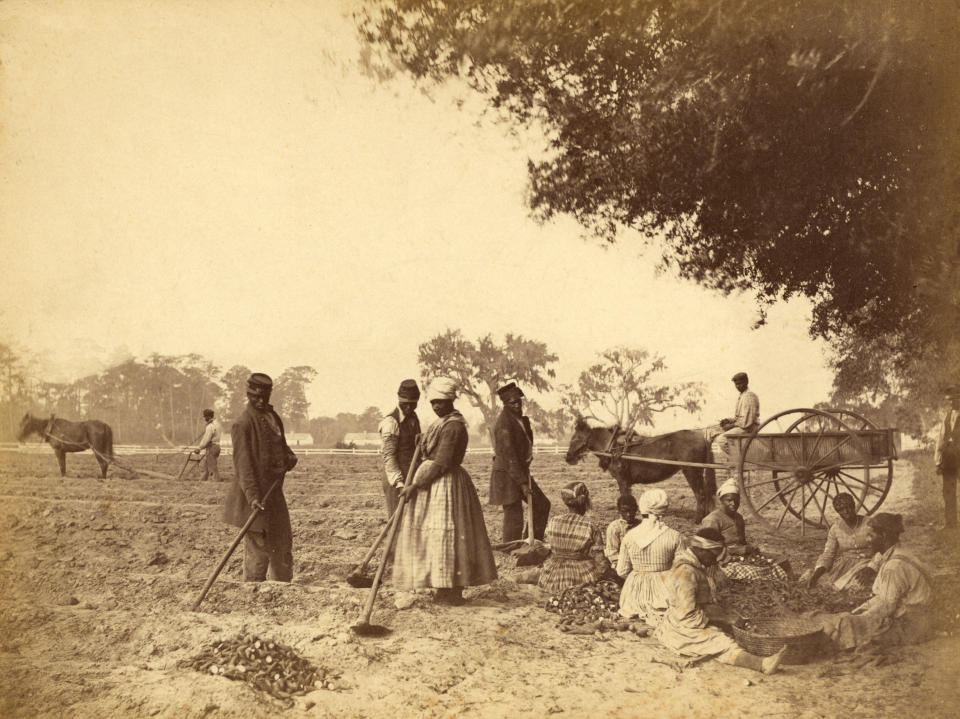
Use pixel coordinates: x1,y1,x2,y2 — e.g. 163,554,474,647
193,409,222,481
935,386,960,530
713,372,760,480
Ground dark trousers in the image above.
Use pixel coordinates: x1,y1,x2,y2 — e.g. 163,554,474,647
502,482,551,542
201,445,221,482
944,470,958,528
243,530,293,582
382,473,400,519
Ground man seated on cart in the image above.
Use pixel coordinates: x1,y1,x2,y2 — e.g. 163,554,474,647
712,372,760,481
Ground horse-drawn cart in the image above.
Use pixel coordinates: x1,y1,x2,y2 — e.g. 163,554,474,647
728,407,900,533
569,407,900,534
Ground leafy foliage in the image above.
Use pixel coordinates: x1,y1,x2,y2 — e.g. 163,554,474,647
272,366,320,433
564,346,703,430
417,328,557,441
358,0,960,407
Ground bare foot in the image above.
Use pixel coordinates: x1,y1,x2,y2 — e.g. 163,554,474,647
762,646,788,675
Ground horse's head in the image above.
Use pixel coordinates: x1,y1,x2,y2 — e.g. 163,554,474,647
565,415,597,465
17,413,42,442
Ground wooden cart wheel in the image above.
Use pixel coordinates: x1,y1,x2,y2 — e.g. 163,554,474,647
783,408,894,519
736,408,878,531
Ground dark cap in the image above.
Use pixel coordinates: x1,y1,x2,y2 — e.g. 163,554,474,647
945,385,959,398
497,381,524,402
868,512,904,538
202,409,214,420
247,373,273,395
397,379,420,402
732,372,748,383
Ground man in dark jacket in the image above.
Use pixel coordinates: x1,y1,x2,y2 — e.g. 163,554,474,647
225,372,299,582
488,382,550,542
378,379,422,517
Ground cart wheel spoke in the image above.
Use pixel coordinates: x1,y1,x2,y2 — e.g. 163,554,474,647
837,470,885,494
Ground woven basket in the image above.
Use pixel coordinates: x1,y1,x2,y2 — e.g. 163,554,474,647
732,615,828,665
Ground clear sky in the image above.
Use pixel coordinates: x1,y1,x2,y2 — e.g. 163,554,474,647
0,0,835,431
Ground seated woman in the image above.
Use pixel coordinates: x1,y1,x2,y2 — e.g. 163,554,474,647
538,481,608,594
654,528,786,674
604,494,639,567
817,513,933,650
802,492,877,591
699,479,754,557
617,489,685,626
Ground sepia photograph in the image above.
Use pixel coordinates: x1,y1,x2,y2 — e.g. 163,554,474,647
0,1,958,717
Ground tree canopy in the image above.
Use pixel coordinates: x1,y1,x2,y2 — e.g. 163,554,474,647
417,328,558,441
563,346,703,430
358,0,960,408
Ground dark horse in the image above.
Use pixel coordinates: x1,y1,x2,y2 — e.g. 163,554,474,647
18,413,114,479
565,417,717,522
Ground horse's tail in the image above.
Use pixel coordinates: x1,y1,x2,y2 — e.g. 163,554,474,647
94,422,115,461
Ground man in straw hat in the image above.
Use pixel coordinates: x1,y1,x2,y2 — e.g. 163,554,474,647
489,381,550,542
224,372,299,582
393,378,497,605
935,385,960,531
378,379,422,517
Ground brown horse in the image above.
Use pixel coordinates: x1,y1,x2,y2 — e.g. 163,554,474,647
565,417,717,522
18,413,114,479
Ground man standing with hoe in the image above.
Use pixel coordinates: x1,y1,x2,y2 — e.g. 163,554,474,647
489,381,550,542
378,379,422,518
225,373,299,582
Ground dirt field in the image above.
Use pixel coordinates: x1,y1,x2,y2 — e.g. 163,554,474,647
1,447,958,718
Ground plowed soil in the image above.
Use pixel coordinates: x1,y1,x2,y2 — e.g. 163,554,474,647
1,448,957,718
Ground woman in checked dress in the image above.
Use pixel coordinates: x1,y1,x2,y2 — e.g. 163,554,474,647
393,378,497,605
538,481,608,594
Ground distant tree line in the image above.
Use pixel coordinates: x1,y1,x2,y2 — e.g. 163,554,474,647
0,344,321,444
6,328,928,448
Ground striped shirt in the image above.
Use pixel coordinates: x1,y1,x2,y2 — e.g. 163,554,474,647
733,390,759,430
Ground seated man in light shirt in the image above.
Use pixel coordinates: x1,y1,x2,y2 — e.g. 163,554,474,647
712,372,759,480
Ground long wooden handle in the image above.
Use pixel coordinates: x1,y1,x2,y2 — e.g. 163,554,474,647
357,440,422,624
191,477,282,611
526,473,535,546
351,437,425,575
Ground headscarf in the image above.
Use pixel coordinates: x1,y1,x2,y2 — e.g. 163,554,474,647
690,534,725,551
560,481,590,512
426,377,458,402
717,478,740,499
638,489,669,517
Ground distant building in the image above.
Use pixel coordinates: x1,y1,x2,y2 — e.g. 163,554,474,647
286,432,314,446
342,431,380,448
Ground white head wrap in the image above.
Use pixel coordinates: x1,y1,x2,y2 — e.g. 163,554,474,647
426,377,458,402
691,534,725,551
638,489,669,517
717,478,740,498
